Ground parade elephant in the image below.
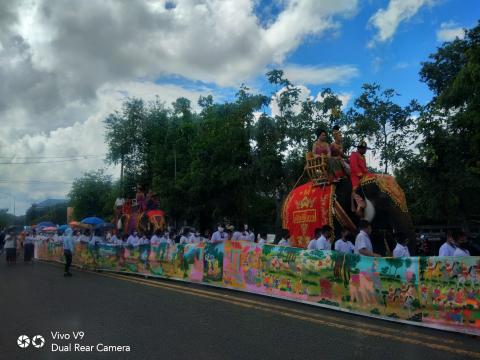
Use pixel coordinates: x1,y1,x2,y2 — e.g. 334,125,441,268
282,173,417,254
117,210,166,235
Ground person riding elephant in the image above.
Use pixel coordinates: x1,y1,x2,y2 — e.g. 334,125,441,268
349,141,372,217
312,128,331,158
330,125,349,182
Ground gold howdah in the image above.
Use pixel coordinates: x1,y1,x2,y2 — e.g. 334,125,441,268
305,152,329,186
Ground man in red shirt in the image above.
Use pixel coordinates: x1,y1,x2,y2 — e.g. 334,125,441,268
349,141,371,216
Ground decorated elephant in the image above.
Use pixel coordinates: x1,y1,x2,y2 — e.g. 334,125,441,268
282,173,416,254
117,209,166,235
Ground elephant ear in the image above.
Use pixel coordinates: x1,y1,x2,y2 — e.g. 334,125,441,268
361,174,408,213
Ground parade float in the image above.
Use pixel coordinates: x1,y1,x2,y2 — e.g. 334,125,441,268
282,151,416,253
113,197,166,235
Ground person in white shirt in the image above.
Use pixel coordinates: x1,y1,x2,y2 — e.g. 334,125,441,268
439,230,456,256
23,231,35,262
127,231,139,247
316,225,333,250
452,230,470,257
354,220,381,257
79,231,90,243
334,228,355,254
90,230,104,246
111,232,123,245
188,229,201,244
277,230,291,247
150,230,161,246
392,234,410,258
179,228,190,244
211,225,228,243
232,224,255,241
4,232,17,264
138,233,150,245
307,228,322,250
159,231,171,244
257,233,266,246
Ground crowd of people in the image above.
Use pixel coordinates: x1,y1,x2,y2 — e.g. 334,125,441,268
0,227,35,265
1,220,474,274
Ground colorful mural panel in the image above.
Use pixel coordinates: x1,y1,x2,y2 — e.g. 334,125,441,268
34,240,480,335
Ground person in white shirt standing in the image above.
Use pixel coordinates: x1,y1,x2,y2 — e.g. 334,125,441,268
308,226,332,250
354,220,381,257
111,232,122,245
438,230,456,256
188,229,201,244
211,225,228,243
232,224,255,242
256,232,266,245
307,228,322,250
334,228,354,254
453,230,470,257
179,228,190,244
392,233,410,258
150,230,162,246
316,225,333,250
277,230,291,247
23,231,35,263
127,231,139,247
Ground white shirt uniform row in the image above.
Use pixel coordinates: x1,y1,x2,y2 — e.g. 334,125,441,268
307,235,331,251
439,241,470,257
232,231,255,242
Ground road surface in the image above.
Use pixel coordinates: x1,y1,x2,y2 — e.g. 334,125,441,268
0,258,478,360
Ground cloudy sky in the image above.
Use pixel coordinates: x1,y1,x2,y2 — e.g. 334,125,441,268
0,0,478,215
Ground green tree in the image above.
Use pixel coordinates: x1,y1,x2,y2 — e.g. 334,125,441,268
397,21,480,226
68,169,115,220
347,83,421,174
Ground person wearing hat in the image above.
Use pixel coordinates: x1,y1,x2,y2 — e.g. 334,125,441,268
349,140,371,216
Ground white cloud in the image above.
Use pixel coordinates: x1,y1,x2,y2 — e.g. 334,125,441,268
436,21,465,42
283,64,358,85
0,0,361,214
0,81,215,214
368,0,436,47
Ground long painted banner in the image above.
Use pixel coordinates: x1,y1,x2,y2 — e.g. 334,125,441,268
35,240,480,335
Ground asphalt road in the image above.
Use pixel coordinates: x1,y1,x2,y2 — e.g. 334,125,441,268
0,257,478,360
